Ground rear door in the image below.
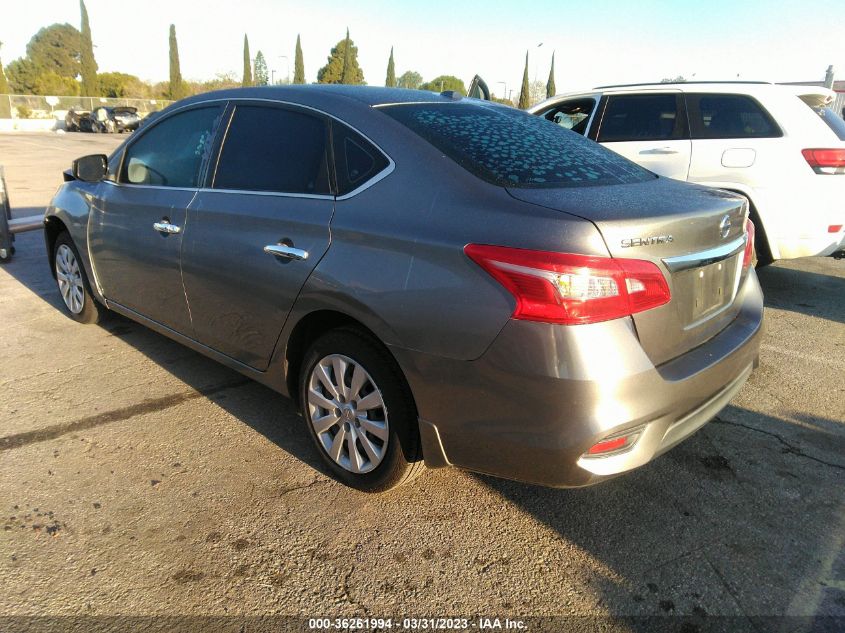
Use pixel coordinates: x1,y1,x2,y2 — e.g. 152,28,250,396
181,102,334,370
595,92,692,180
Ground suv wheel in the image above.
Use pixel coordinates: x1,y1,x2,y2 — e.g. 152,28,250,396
299,328,424,492
53,232,104,324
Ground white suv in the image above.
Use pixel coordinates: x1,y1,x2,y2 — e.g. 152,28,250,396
529,82,845,264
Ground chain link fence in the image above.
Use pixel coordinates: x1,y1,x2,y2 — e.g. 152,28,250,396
0,94,172,120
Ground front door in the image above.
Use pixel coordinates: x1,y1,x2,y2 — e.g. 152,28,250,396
181,103,334,370
596,92,692,181
88,104,225,334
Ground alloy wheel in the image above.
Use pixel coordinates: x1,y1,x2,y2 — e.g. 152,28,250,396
307,354,389,474
55,244,84,314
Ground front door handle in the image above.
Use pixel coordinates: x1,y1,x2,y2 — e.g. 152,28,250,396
639,147,679,155
264,244,309,261
153,221,181,234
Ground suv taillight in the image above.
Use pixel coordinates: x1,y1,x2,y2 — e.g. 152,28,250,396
464,244,670,325
802,148,845,174
742,219,755,270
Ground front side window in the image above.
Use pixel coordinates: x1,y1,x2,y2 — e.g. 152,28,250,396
332,122,390,196
381,101,654,189
597,94,683,143
688,94,781,139
213,105,331,195
538,98,597,135
120,106,223,187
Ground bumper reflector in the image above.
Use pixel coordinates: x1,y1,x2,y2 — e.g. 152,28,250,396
584,427,644,457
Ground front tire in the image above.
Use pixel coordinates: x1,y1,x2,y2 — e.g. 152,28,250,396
299,328,424,492
53,232,103,324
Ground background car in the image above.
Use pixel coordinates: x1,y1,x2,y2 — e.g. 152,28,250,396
43,86,763,492
64,108,90,132
68,106,141,133
530,82,845,264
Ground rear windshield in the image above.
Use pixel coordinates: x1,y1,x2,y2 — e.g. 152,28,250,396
810,105,845,141
380,102,655,188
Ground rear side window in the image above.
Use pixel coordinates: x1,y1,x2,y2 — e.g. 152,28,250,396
381,102,654,189
213,105,331,195
687,94,781,139
121,106,223,187
809,105,845,141
332,122,390,196
597,94,683,142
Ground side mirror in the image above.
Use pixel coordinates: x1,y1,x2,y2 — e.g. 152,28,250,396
72,154,108,183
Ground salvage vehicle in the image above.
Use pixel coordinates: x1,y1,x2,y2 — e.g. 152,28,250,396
43,86,764,491
68,106,141,133
530,82,845,263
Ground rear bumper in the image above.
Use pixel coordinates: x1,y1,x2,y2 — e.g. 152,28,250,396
395,271,764,488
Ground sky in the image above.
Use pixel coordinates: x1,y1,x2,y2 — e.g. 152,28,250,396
2,0,844,99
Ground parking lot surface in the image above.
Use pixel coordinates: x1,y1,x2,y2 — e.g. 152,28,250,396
1,133,844,627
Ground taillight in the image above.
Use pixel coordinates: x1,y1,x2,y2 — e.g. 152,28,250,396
464,244,670,325
829,225,843,233
742,219,755,270
802,148,845,174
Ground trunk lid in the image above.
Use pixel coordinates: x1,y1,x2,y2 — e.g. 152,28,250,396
507,178,749,365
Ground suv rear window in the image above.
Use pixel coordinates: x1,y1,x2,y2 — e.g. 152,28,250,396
809,105,845,141
380,102,654,188
687,94,781,139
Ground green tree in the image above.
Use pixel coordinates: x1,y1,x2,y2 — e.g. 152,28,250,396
385,46,396,87
0,42,10,94
293,34,305,84
254,50,269,86
420,75,466,94
317,29,365,85
242,34,252,87
27,24,82,78
5,59,39,94
79,0,98,96
168,24,184,100
518,50,530,109
397,70,422,90
546,51,556,99
98,71,148,98
33,71,79,96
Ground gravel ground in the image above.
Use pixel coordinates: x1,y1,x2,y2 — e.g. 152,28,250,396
1,132,843,630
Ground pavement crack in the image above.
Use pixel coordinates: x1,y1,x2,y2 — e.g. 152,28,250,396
0,378,250,451
702,554,760,631
713,416,845,471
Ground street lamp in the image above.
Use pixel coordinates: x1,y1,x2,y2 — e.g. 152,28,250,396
533,42,543,84
497,81,507,102
279,55,290,84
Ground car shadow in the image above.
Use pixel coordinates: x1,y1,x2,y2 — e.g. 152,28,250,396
470,404,845,621
756,262,844,325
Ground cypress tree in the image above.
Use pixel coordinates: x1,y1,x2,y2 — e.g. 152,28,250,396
546,51,556,99
168,24,184,100
518,50,530,109
340,28,354,84
242,34,252,87
0,43,9,94
385,47,396,87
293,34,305,84
79,0,98,96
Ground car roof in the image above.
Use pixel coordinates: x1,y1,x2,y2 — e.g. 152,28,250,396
176,85,452,109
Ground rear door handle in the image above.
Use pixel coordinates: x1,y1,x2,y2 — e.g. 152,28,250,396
264,244,309,261
153,221,181,234
639,147,679,155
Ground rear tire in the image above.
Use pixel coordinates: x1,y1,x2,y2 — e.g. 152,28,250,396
53,232,104,324
299,327,424,492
